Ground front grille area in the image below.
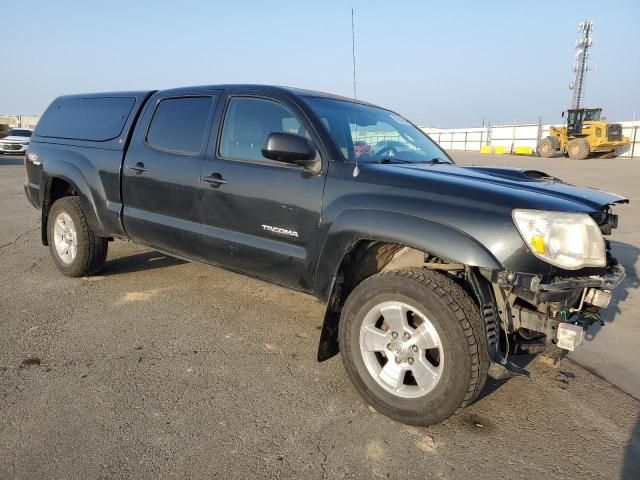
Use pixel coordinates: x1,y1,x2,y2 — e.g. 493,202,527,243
607,124,622,141
0,144,22,151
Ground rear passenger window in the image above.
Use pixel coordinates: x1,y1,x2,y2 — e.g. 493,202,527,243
219,97,307,162
36,96,136,141
146,97,212,154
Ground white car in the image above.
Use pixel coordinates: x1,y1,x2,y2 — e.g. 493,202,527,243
0,128,33,154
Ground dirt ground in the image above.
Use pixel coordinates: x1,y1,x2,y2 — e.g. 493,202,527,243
1,153,639,479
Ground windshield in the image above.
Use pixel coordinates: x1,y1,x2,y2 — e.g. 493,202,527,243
583,109,601,121
303,97,452,164
8,129,32,138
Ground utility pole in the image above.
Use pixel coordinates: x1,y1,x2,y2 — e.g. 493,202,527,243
570,20,595,109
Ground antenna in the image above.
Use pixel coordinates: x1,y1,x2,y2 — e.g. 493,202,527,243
351,8,360,177
351,9,357,101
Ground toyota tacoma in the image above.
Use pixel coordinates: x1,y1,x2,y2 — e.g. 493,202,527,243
23,85,628,426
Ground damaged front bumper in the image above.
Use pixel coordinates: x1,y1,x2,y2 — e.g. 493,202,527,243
490,262,625,295
486,261,626,352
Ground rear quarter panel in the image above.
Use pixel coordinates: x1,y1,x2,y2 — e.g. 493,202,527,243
26,142,126,237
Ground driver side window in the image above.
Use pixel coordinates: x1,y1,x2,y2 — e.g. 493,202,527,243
219,97,308,163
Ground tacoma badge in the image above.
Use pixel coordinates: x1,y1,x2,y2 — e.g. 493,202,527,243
261,224,299,238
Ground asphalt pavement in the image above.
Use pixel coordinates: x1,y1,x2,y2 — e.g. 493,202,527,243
1,152,639,479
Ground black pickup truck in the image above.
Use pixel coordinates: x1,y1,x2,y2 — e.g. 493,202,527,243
24,85,627,426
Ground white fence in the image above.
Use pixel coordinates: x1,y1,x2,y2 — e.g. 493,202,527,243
422,120,640,158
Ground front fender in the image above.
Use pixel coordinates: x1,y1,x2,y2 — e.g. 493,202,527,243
313,209,502,302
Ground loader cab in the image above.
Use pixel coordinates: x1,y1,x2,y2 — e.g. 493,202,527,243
566,108,602,135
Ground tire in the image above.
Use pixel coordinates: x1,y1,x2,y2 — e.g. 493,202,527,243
339,269,489,426
567,138,590,160
538,137,558,158
47,196,108,277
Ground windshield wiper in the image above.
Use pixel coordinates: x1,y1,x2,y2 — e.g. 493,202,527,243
427,157,452,165
376,157,452,165
410,157,452,165
377,157,412,164
377,157,452,165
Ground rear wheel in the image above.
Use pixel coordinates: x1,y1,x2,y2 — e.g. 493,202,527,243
538,137,558,158
567,138,590,160
47,196,108,277
339,269,489,426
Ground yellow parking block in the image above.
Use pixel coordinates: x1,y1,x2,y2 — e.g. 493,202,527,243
493,146,506,155
514,146,534,155
480,145,492,154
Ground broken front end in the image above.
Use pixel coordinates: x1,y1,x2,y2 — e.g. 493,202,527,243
470,204,627,373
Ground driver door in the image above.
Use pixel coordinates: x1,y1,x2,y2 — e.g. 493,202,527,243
196,92,327,292
567,110,583,135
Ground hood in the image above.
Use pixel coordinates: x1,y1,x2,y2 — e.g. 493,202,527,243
377,163,628,212
0,136,31,142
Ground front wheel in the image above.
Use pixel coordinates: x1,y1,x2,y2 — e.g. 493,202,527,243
339,269,489,426
538,137,557,158
47,196,108,277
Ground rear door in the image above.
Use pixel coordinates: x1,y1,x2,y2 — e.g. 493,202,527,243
122,90,219,255
196,91,327,291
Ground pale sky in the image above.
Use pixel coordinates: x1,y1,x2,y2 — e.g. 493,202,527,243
2,0,639,127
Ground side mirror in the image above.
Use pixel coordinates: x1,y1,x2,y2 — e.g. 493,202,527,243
262,132,319,171
561,111,565,118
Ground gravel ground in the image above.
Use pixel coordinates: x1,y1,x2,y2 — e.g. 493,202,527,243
1,153,639,479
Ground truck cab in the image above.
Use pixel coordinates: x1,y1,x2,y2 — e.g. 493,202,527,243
566,107,602,135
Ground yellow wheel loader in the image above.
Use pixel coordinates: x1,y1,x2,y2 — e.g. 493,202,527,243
538,108,629,159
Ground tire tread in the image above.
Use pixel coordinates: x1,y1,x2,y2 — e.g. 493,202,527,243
342,268,490,423
47,196,107,277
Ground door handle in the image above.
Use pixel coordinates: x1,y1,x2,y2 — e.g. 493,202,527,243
129,162,147,173
203,173,227,187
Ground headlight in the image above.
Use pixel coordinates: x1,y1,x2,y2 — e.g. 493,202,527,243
513,209,605,269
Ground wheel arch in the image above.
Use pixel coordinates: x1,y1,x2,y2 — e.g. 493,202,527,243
40,166,104,246
314,209,502,361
